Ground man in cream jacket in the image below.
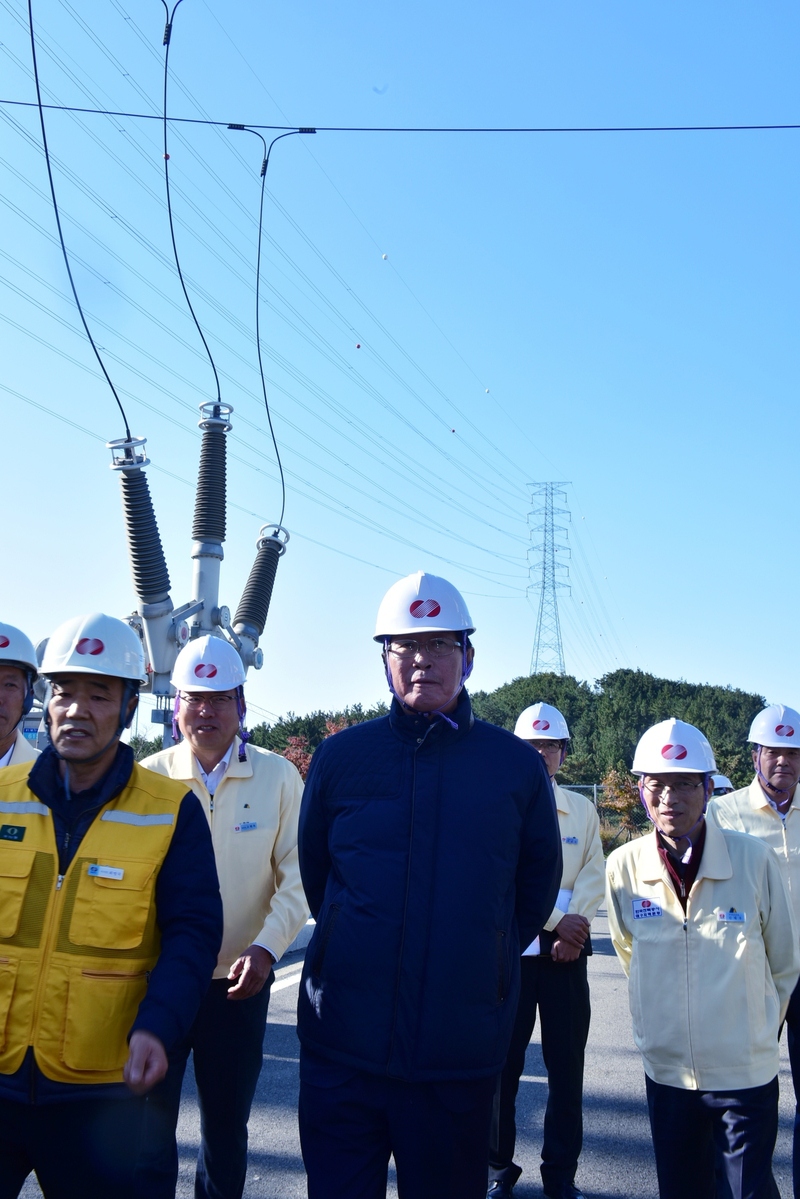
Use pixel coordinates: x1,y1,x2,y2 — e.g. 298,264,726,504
0,621,40,768
710,704,800,1198
606,718,799,1199
488,702,605,1199
142,634,308,1199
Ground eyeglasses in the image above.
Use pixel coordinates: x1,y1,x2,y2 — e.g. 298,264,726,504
387,637,463,659
180,692,236,708
642,778,704,796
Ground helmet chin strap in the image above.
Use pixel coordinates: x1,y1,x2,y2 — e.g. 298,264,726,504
45,680,139,798
755,746,794,807
236,687,249,762
383,639,472,731
639,775,711,865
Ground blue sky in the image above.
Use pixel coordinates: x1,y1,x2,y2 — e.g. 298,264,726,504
1,0,798,729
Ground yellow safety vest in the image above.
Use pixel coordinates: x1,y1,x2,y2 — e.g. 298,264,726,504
0,759,187,1085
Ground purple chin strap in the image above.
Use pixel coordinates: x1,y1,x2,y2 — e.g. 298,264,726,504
171,688,249,762
754,746,793,808
638,774,712,865
383,638,473,731
236,687,250,762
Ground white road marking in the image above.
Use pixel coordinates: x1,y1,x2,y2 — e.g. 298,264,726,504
272,971,303,992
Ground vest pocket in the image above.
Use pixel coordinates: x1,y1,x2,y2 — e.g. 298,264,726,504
0,958,19,1050
0,848,36,939
69,860,157,950
63,967,148,1072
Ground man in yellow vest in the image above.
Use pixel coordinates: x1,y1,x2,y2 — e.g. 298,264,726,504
141,634,307,1199
0,621,40,768
0,613,222,1199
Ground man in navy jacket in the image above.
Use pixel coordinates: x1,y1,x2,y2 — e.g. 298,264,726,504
298,573,561,1199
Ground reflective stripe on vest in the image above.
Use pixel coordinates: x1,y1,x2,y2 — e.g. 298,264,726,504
0,762,187,1085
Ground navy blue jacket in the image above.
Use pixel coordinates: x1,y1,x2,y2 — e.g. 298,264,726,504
0,743,222,1104
297,691,561,1082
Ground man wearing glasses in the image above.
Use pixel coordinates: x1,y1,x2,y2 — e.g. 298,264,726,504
606,718,799,1199
297,571,561,1199
141,634,307,1199
709,704,800,1198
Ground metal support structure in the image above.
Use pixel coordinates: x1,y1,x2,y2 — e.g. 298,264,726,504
527,482,571,676
110,400,287,748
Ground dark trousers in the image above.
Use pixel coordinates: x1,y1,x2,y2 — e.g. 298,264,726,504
489,953,590,1192
645,1074,780,1199
142,974,272,1199
298,1050,496,1199
0,1092,167,1199
785,977,800,1198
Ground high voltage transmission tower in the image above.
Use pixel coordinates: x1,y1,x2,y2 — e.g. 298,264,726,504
527,482,571,675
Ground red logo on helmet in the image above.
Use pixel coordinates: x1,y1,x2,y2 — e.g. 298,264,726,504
194,664,218,679
661,743,687,760
641,899,652,909
76,638,104,656
0,636,8,649
532,719,551,731
409,599,441,619
776,725,795,738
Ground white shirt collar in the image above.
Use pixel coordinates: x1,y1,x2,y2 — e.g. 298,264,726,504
0,741,15,769
195,741,235,796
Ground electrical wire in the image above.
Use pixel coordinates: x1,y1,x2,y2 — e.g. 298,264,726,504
2,97,798,134
24,0,131,439
227,127,314,527
159,0,221,405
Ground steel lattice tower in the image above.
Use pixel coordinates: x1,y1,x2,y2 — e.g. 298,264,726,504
527,482,571,675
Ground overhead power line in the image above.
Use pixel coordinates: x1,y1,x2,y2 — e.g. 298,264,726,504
1,98,798,133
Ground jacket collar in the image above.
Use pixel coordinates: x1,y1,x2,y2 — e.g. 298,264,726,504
553,781,571,815
637,817,732,886
169,735,253,784
747,775,800,813
27,742,135,816
389,689,474,745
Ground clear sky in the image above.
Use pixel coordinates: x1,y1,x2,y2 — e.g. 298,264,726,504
1,0,798,729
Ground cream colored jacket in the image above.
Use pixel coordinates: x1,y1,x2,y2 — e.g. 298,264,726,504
5,729,39,765
606,819,799,1090
710,779,800,925
543,784,605,932
142,737,308,978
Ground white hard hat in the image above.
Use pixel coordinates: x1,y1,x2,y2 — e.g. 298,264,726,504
0,622,38,674
40,613,147,684
374,571,475,640
514,702,570,741
171,634,246,693
748,704,800,749
632,718,716,775
712,774,734,791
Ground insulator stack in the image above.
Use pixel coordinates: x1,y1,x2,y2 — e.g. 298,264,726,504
233,527,289,641
192,427,227,543
119,468,171,605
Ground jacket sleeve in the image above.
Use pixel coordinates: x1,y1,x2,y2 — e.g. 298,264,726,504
298,745,332,920
543,800,606,932
605,855,633,978
515,756,563,951
761,847,800,1021
130,790,223,1050
253,761,309,960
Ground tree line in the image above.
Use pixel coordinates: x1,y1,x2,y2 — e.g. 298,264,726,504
132,669,765,792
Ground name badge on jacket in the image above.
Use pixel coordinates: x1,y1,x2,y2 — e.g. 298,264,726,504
632,898,663,920
718,909,746,923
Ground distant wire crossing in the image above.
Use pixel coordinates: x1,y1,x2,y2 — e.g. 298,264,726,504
160,0,222,405
25,1,132,440
2,97,799,134
227,125,317,527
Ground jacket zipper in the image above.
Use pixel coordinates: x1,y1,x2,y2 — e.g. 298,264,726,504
682,898,697,1085
386,722,436,1071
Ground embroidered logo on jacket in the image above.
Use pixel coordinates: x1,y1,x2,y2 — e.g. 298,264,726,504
632,898,663,919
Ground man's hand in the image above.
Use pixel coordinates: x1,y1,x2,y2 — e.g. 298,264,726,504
551,937,582,963
554,913,590,949
227,944,274,1000
123,1030,168,1095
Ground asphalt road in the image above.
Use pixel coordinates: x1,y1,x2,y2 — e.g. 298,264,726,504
22,908,796,1197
